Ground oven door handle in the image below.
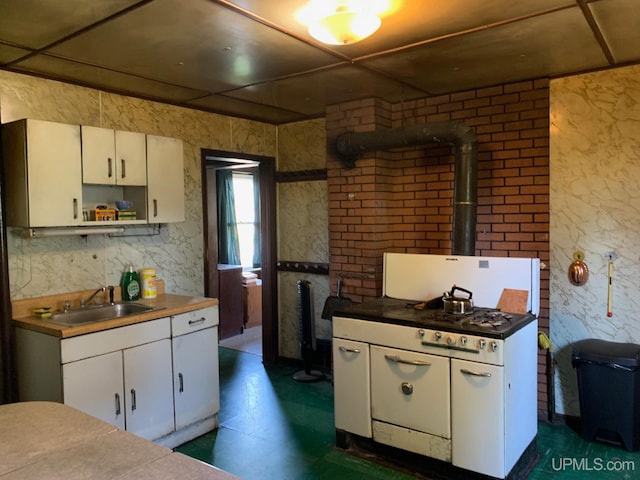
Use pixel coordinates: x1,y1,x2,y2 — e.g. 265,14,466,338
384,354,431,366
339,346,361,354
460,368,492,377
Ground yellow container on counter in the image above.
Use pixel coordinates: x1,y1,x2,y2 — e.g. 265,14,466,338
140,268,157,299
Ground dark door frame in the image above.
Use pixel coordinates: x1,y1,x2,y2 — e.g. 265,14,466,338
201,149,277,365
0,123,17,403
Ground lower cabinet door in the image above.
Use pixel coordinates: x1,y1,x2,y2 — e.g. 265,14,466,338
451,358,505,478
172,326,220,429
124,339,175,440
62,351,125,430
333,338,371,438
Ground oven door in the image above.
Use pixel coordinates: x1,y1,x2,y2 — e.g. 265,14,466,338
371,345,450,438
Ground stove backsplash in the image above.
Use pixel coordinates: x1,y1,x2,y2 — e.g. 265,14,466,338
383,253,540,316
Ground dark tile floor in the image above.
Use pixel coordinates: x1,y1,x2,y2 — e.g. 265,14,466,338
176,348,640,479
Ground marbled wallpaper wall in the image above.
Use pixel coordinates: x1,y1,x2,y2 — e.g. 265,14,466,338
550,64,640,415
276,118,329,359
0,71,276,300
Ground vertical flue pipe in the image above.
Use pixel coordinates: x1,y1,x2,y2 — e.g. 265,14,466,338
336,121,477,255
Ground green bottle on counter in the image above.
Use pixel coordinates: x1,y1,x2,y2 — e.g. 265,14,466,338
121,265,140,301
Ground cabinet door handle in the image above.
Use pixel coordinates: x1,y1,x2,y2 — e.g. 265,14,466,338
339,346,360,354
188,317,206,326
384,354,431,366
121,158,126,178
73,198,78,219
460,368,492,377
130,388,137,411
178,372,184,393
108,157,113,178
153,199,158,218
115,393,121,415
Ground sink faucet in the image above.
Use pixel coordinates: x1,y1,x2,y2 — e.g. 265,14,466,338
81,286,106,307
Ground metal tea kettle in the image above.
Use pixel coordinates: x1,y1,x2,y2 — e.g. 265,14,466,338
443,286,474,314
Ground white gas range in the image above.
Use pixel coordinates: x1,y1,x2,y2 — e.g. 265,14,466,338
332,253,540,479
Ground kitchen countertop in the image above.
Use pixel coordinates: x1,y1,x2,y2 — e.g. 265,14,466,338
12,290,218,339
0,401,238,479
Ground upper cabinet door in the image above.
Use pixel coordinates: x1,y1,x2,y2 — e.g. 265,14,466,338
1,119,83,227
27,120,83,227
82,125,116,185
115,130,146,186
146,134,185,223
82,126,146,185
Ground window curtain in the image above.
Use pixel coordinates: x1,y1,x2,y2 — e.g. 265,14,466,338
252,173,261,267
217,169,241,265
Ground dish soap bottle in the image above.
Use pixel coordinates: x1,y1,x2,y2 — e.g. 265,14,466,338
121,265,140,301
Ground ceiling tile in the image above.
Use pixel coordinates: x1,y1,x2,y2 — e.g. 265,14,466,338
360,7,610,94
46,0,343,93
589,0,640,63
0,44,31,64
185,94,304,124
12,54,209,103
224,64,427,114
0,0,141,49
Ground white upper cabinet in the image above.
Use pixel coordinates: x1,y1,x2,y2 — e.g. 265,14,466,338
147,134,185,223
2,119,185,229
1,119,83,227
81,126,146,186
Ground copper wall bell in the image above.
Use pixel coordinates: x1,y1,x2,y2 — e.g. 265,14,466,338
568,251,589,286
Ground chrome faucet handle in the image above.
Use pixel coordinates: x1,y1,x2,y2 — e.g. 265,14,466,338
81,286,107,307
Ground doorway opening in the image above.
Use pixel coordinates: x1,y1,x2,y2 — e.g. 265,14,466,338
201,149,277,365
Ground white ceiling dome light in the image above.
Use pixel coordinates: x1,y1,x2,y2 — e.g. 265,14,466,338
297,1,388,46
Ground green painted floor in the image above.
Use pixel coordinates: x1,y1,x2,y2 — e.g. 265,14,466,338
175,348,640,479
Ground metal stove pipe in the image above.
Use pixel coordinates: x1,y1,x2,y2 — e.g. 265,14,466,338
336,121,477,255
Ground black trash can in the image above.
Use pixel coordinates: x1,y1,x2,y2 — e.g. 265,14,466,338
571,339,640,451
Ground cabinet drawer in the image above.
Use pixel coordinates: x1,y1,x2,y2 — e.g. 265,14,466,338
171,307,218,336
61,317,170,364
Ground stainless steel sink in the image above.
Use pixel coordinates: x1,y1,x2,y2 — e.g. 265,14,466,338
47,302,157,326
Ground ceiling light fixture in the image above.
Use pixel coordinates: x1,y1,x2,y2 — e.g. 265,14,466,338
309,6,381,45
298,1,386,46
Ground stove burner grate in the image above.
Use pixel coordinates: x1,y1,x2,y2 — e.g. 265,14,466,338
419,308,514,328
467,311,514,328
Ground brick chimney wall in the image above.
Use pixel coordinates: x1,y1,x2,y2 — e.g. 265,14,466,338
325,79,550,415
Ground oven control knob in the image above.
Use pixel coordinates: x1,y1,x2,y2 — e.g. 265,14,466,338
460,336,468,346
434,332,442,341
446,336,456,346
478,339,486,349
491,341,499,352
419,329,425,338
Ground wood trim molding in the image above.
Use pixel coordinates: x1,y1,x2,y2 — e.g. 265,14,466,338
275,169,327,183
276,261,329,275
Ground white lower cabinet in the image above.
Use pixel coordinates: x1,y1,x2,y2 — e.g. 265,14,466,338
62,350,125,430
171,307,219,430
16,306,220,447
451,359,505,478
332,338,371,438
123,339,175,439
62,338,174,440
